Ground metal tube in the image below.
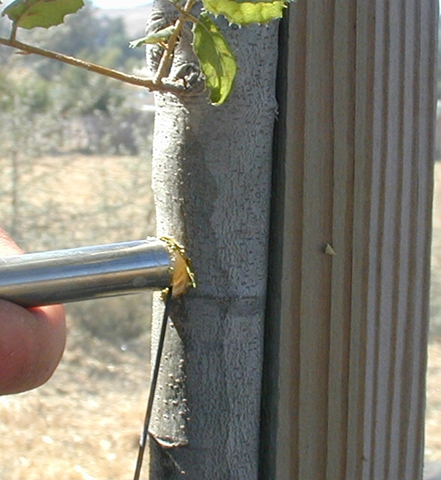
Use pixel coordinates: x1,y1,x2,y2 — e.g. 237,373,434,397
0,238,173,308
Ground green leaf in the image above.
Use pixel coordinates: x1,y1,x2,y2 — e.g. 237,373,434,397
129,26,176,48
3,0,85,30
193,12,237,106
202,0,288,25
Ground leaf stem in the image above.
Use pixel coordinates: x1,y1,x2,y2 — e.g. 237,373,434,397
0,36,187,94
172,3,199,24
10,24,17,42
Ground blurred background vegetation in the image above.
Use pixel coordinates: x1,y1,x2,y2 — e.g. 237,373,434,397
0,0,152,159
0,1,156,344
0,7,161,478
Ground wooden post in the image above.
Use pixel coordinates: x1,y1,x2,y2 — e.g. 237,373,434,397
261,0,438,479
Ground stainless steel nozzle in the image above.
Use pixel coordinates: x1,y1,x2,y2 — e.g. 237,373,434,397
0,238,174,308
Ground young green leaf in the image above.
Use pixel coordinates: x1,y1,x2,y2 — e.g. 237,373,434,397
129,26,176,48
3,0,84,30
193,12,237,105
202,0,288,25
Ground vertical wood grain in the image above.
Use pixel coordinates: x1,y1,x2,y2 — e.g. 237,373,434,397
261,0,438,478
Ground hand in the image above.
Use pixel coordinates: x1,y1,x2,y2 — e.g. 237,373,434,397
0,228,66,395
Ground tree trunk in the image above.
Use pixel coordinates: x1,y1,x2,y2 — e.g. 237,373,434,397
146,2,279,478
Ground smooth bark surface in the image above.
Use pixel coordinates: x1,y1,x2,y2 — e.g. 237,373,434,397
146,2,279,478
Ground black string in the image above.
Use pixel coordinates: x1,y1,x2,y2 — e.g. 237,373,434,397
133,287,173,480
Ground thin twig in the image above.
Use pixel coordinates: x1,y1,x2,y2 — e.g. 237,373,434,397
0,36,187,94
10,24,17,42
153,0,197,84
172,3,199,25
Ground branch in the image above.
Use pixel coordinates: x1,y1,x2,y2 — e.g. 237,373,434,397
154,0,197,84
0,36,188,94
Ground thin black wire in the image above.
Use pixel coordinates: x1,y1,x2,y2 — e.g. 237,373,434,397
133,287,173,480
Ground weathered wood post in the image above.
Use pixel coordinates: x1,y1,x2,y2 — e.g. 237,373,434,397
261,0,438,478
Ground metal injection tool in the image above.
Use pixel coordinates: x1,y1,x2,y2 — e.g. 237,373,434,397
0,236,194,307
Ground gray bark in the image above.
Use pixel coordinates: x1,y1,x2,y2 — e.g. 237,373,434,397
145,2,279,478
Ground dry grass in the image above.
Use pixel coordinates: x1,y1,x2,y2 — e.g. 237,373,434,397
0,154,156,479
0,325,152,480
0,154,155,250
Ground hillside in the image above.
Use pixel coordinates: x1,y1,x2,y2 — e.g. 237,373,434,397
95,3,153,37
